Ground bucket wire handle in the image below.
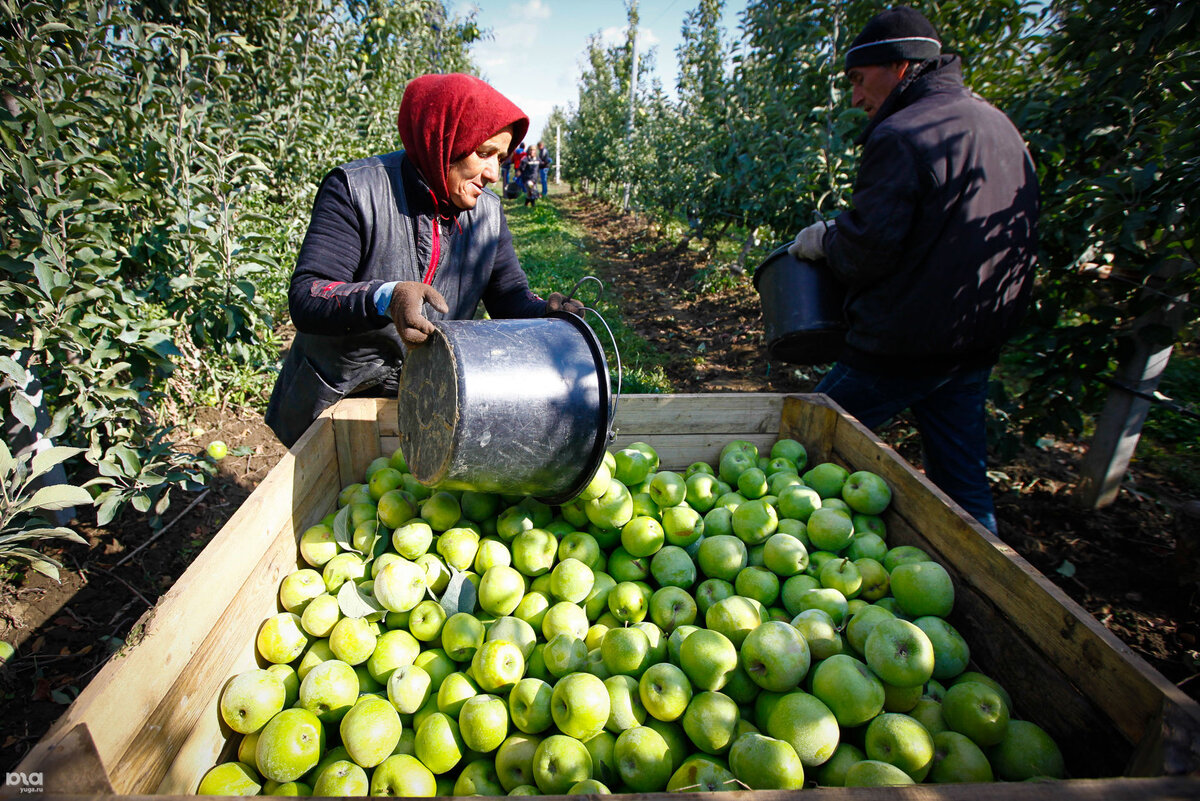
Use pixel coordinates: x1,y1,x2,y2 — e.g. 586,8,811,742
564,276,621,439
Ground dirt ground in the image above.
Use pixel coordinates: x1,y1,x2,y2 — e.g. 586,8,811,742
1,190,1197,774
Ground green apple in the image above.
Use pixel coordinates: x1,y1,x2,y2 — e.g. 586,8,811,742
777,485,822,522
666,753,737,792
648,470,687,508
220,668,286,735
299,524,338,568
661,504,704,548
366,627,420,684
734,565,780,606
853,557,890,601
704,595,761,647
601,625,651,677
298,658,358,724
648,545,695,589
585,478,634,530
407,598,447,642
731,498,778,545
844,603,896,655
583,729,620,788
843,759,915,786
696,535,747,582
387,663,432,714
882,544,931,572
648,585,697,633
543,633,589,678
864,712,935,781
728,731,805,789
769,438,807,470
387,519,431,560
420,490,461,531
950,671,1012,710
764,690,840,768
741,620,811,692
299,592,341,639
890,561,955,618
637,661,693,722
494,733,544,791
678,628,738,691
702,506,734,538
864,618,936,688
619,515,665,558
841,470,892,515
811,653,885,727
488,615,538,660
508,677,554,734
511,528,558,577
436,526,480,571
514,590,552,631
373,556,427,613
368,466,404,500
718,448,755,484
606,546,650,583
471,639,525,695
614,725,673,791
542,600,589,641
614,447,653,486
790,608,845,660
567,778,611,794
532,734,593,795
779,574,819,616
913,615,970,681
196,761,261,795
802,462,850,499
557,530,601,569
846,531,888,562
551,671,610,741
814,742,866,787
928,730,994,783
295,638,334,681
762,532,809,577
278,568,326,614
575,461,613,503
605,673,648,732
582,572,617,621
440,612,485,662
369,753,436,797
607,580,649,624
806,508,855,552
549,557,594,603
473,536,511,573
694,577,734,618
414,711,466,774
255,707,325,783
819,557,862,598
340,694,401,768
416,553,451,594
414,648,457,692
680,690,740,755
941,680,1010,747
256,612,308,665
768,470,804,497
458,489,500,521
458,692,510,754
985,719,1065,780
736,466,769,499
497,505,537,541
684,472,720,513
479,564,526,616
437,670,480,716
327,615,376,665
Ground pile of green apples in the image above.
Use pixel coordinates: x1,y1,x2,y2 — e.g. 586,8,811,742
198,436,1066,796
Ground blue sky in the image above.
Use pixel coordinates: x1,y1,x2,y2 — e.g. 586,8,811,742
452,0,750,146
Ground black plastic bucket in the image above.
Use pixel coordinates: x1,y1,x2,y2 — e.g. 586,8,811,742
753,244,848,365
395,312,613,504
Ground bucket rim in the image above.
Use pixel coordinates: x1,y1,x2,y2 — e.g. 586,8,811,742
535,310,613,505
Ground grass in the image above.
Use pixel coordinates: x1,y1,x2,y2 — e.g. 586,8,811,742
503,195,672,395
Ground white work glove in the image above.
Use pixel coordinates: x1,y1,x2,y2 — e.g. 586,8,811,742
788,219,835,261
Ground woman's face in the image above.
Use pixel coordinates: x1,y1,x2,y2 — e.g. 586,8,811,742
447,127,514,210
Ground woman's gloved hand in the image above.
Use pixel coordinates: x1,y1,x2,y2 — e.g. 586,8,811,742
788,219,836,261
389,281,449,345
545,292,585,316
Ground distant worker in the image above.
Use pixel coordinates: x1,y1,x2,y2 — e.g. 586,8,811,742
520,145,542,207
787,7,1039,533
537,140,552,198
266,74,582,447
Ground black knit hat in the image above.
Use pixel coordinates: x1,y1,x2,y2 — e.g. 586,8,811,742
844,7,941,70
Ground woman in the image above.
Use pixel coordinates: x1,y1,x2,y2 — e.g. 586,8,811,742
265,73,581,447
519,146,542,207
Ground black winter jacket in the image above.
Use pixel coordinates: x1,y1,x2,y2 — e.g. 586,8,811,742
824,55,1039,375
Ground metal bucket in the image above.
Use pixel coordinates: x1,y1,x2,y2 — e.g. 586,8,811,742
396,312,614,504
753,244,848,365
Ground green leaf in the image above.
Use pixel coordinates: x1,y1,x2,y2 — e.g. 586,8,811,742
438,565,477,616
28,559,61,581
21,483,93,512
10,392,36,430
0,440,13,478
29,446,86,485
332,505,358,553
337,577,384,619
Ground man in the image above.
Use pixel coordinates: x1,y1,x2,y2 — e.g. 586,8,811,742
265,74,580,447
537,140,552,198
789,7,1039,533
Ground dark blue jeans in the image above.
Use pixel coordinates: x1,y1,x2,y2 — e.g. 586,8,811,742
540,168,549,198
815,363,998,534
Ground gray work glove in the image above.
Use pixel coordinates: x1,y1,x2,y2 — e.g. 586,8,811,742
788,219,836,261
389,281,449,345
545,292,585,316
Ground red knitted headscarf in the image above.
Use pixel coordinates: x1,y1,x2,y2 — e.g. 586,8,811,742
397,73,529,206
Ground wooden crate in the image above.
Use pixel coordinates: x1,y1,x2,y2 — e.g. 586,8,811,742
12,394,1200,799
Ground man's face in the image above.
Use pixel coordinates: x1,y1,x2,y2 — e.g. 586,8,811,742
846,62,908,119
447,127,513,210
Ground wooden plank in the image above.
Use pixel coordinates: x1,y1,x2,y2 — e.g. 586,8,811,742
779,393,844,466
333,398,387,487
610,393,785,436
15,418,339,789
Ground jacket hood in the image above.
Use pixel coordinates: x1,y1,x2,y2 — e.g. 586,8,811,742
856,54,964,146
